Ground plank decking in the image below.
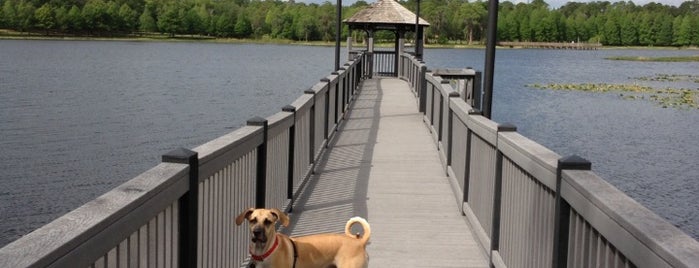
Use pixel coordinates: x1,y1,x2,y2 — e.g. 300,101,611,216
283,78,488,267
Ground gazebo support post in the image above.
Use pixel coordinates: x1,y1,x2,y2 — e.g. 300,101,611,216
397,30,405,77
347,31,354,60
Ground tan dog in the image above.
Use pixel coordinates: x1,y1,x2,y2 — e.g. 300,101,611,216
235,208,371,268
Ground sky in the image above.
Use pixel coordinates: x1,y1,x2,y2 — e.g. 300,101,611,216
298,0,689,9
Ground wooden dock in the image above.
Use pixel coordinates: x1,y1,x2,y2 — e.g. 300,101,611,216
498,42,602,50
284,78,488,267
3,51,699,268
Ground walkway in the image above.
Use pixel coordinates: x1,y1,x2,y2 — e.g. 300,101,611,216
283,78,489,267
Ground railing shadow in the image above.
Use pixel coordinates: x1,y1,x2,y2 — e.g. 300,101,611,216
283,78,383,237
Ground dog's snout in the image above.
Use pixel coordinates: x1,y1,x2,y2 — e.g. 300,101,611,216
253,229,263,237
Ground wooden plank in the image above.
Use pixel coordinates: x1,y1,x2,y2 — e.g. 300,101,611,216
285,78,489,267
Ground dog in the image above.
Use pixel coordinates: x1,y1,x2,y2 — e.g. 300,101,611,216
235,208,371,268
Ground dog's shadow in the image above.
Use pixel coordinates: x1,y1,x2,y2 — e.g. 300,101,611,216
282,79,384,238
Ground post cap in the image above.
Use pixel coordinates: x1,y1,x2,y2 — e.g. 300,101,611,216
468,109,482,115
304,88,316,94
331,71,339,75
320,78,331,82
441,79,450,84
558,155,592,170
448,91,460,98
162,148,197,163
282,105,296,112
247,116,268,126
497,123,517,132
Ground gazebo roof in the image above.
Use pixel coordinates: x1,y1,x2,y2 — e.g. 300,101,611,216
344,0,429,31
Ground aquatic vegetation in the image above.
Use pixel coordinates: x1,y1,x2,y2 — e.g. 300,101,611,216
526,83,698,109
633,74,699,83
605,55,699,62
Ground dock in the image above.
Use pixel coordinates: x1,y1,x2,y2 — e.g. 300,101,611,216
498,41,602,50
285,78,488,267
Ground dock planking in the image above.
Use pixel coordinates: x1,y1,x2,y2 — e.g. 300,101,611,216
283,78,489,267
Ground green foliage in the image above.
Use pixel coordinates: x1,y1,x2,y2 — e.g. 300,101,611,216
34,3,55,33
138,5,156,32
0,0,698,46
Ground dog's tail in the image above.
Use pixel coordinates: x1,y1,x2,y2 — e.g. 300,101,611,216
345,217,371,245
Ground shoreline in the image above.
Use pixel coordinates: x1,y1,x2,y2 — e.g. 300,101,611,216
3,33,699,51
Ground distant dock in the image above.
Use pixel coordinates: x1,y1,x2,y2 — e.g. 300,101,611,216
499,41,602,50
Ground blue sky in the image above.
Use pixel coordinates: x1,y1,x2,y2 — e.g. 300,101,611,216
297,0,688,9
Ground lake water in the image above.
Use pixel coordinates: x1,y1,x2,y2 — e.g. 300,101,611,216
1,40,697,247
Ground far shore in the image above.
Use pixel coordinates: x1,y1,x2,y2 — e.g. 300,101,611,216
2,31,698,51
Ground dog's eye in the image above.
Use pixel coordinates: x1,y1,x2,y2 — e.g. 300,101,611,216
250,219,258,224
264,219,272,226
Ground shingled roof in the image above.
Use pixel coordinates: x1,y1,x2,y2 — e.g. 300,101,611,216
344,0,429,30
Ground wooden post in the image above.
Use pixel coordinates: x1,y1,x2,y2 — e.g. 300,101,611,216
347,36,354,61
162,148,198,268
462,109,482,211
247,117,268,208
397,30,405,77
553,155,591,268
490,123,516,264
282,105,296,203
446,91,460,170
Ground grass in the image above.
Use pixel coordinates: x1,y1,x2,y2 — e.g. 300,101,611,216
605,55,699,62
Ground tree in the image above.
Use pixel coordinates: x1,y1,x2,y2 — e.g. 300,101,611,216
234,10,252,38
34,3,56,35
66,5,82,33
81,0,108,34
117,3,137,32
620,13,638,45
54,6,69,32
16,0,36,33
157,2,184,37
138,5,157,32
459,1,487,44
601,16,621,45
2,0,18,28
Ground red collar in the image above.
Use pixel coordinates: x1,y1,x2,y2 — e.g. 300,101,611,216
250,235,279,262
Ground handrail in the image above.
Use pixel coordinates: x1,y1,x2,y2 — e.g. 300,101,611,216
399,53,699,268
0,52,370,268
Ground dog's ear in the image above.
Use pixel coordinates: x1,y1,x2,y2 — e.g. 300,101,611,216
235,208,255,226
270,208,289,227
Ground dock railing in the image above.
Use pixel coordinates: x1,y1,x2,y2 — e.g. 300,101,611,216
0,52,369,268
400,53,699,267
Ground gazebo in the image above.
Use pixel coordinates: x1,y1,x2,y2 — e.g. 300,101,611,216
344,0,429,76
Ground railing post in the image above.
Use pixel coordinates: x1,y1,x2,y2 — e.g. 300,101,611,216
162,148,198,268
473,71,483,111
490,123,517,264
320,78,330,141
462,109,482,212
282,105,296,209
247,117,268,209
331,71,340,125
438,79,450,143
446,91,460,168
419,66,428,113
553,155,592,268
304,89,316,164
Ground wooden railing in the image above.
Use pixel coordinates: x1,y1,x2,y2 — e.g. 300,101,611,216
372,50,396,77
400,53,699,268
0,52,369,268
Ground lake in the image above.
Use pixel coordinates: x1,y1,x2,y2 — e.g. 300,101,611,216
1,40,697,247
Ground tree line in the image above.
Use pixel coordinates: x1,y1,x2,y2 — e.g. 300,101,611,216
1,0,698,46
